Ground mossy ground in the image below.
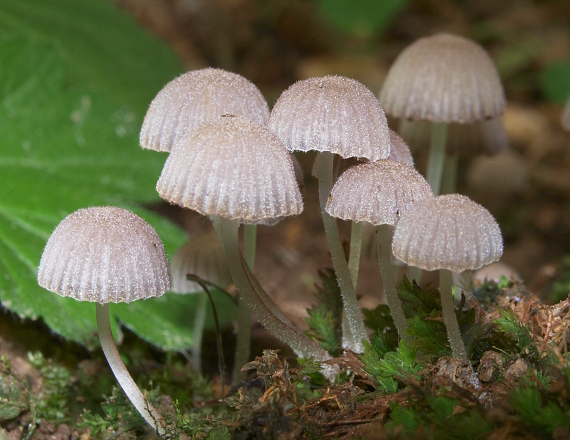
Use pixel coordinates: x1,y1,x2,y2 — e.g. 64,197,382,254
2,269,570,439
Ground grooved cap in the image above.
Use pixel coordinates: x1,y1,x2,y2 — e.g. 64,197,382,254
380,34,505,123
269,76,390,160
387,129,414,165
140,68,270,152
326,160,433,226
171,233,231,294
38,207,171,303
157,115,303,221
392,194,503,272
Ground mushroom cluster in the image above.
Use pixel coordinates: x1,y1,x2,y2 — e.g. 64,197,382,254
37,36,511,427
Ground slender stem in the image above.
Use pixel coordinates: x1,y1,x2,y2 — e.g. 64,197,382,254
191,292,208,375
441,154,458,195
96,303,165,436
318,151,369,353
376,225,408,339
426,122,448,196
232,224,255,384
243,224,257,270
348,221,363,289
440,269,467,360
221,216,331,361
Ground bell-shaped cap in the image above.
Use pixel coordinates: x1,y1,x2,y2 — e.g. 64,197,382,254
171,233,232,294
392,194,503,272
380,33,506,124
140,68,270,152
562,95,570,132
269,75,390,160
38,207,172,303
326,160,433,226
157,115,303,222
399,117,508,156
387,129,414,165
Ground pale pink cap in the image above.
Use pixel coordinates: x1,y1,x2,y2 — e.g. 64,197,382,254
380,34,505,123
392,194,503,272
387,129,414,165
171,233,232,294
157,116,303,222
325,160,433,226
562,95,570,132
38,207,171,303
140,68,270,152
269,76,390,160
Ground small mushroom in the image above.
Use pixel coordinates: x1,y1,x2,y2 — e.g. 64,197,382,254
38,207,171,435
562,95,570,132
326,159,433,339
380,33,506,196
270,75,391,352
157,115,330,364
392,194,503,359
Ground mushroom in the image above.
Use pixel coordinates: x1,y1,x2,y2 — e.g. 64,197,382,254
140,67,270,153
380,33,506,196
157,115,331,363
326,160,433,338
270,75,391,353
392,194,503,359
171,232,232,374
37,206,171,435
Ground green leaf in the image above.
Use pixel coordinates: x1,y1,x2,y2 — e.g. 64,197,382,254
318,0,408,38
0,0,227,350
541,59,570,106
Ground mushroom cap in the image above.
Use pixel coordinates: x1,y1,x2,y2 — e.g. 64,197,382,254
140,68,270,152
38,207,172,303
380,33,506,123
157,115,303,221
171,233,232,294
562,95,570,132
325,160,433,226
387,129,414,165
399,117,508,156
269,75,391,160
392,194,503,272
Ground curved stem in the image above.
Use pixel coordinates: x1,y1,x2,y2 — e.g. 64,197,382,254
426,122,448,196
348,221,363,289
440,269,467,360
191,292,208,375
96,303,165,436
221,216,330,361
318,151,369,353
376,225,408,339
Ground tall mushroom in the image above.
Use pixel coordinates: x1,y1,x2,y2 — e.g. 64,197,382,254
38,207,171,435
392,194,503,359
380,33,506,196
157,115,331,363
270,75,391,353
326,160,433,338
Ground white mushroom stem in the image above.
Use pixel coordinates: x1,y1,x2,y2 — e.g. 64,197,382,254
318,151,369,353
348,221,363,288
221,216,331,362
439,269,468,360
96,303,165,436
441,153,458,195
232,224,255,384
426,122,448,196
376,224,408,338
